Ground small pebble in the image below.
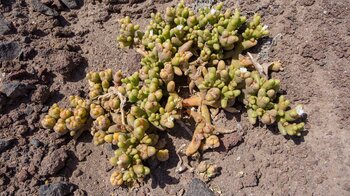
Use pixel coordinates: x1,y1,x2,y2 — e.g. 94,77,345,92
30,139,42,148
248,154,255,162
73,169,83,177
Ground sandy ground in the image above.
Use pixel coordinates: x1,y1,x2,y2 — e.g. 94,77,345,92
0,0,349,195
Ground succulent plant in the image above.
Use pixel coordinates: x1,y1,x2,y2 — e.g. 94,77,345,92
196,161,220,182
41,0,305,187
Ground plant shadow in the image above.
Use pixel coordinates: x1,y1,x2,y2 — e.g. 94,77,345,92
148,133,180,189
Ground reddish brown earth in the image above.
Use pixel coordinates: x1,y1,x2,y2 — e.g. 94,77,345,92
0,0,349,195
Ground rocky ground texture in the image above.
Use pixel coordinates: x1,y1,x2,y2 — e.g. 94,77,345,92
0,0,349,195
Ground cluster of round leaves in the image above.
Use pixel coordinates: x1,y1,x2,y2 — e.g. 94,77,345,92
42,1,305,187
41,96,90,137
